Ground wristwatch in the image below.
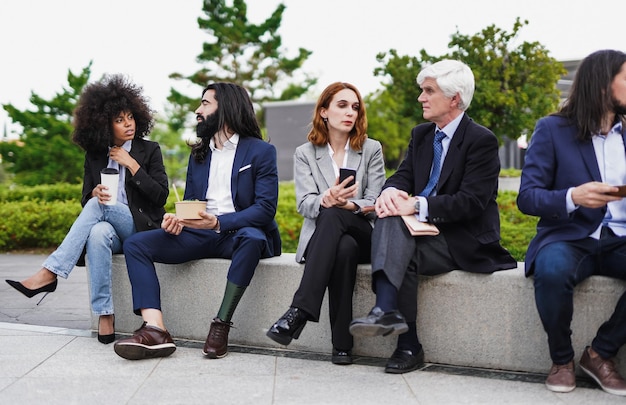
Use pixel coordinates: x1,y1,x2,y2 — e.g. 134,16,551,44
352,204,362,214
414,198,420,214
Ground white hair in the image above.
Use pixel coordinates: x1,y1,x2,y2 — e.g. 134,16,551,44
416,60,475,111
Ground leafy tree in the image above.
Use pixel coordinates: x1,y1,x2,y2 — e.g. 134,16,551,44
368,18,566,169
0,64,91,185
149,117,189,187
167,0,316,128
367,50,425,168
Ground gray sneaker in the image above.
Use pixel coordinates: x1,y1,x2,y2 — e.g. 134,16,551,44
349,307,408,337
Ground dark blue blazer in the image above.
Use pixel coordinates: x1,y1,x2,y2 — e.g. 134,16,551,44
517,115,626,275
183,136,281,256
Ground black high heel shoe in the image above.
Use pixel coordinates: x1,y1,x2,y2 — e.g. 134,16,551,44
266,307,309,346
6,279,58,305
97,315,116,344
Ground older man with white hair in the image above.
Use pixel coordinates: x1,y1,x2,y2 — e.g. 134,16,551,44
349,59,516,374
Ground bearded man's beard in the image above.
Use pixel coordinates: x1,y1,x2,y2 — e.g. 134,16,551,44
612,97,626,116
196,111,219,139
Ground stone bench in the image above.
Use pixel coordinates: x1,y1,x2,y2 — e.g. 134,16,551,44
96,254,626,375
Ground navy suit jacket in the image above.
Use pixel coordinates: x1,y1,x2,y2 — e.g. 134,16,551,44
384,113,516,273
517,115,626,275
183,136,281,257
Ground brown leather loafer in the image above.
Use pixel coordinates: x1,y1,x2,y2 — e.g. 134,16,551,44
545,360,575,393
579,346,626,396
114,322,176,360
203,317,232,359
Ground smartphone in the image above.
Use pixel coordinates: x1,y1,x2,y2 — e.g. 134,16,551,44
339,168,356,187
606,185,626,197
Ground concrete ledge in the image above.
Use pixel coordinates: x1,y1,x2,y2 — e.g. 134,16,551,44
100,254,626,375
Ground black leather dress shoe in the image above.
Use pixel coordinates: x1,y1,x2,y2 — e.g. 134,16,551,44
385,348,425,374
349,307,408,337
332,349,353,365
266,307,308,346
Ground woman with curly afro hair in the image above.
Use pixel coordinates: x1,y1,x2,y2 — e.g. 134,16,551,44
6,74,169,344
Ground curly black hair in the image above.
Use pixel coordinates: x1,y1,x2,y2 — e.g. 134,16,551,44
72,74,154,153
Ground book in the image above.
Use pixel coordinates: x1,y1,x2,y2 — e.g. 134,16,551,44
401,214,440,236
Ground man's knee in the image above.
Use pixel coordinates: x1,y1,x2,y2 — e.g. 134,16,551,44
534,243,579,285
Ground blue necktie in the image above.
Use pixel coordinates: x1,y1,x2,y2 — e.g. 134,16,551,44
420,130,446,197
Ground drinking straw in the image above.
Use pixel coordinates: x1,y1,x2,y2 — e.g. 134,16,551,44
172,183,181,202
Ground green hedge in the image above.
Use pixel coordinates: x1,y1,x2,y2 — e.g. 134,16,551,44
0,183,538,261
0,183,82,202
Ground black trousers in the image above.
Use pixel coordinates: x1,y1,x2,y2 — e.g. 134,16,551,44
292,208,372,350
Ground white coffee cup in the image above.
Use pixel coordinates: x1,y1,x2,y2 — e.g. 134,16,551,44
100,168,120,206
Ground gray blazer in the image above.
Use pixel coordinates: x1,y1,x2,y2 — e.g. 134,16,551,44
294,138,385,262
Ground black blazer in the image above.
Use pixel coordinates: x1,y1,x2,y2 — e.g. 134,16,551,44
81,138,169,231
384,113,516,273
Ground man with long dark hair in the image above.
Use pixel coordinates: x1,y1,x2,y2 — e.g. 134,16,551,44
114,82,281,361
518,49,626,396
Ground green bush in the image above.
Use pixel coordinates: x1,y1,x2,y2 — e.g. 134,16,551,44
0,200,81,250
0,183,82,202
276,181,300,253
498,190,538,261
0,183,538,262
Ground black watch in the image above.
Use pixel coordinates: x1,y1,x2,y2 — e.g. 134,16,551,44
414,198,420,214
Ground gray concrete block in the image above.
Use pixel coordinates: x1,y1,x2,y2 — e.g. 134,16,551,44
101,254,626,375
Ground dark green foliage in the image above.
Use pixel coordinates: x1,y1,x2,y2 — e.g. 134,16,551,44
0,200,81,251
275,181,300,254
1,64,92,185
167,0,316,129
0,183,81,202
498,190,538,261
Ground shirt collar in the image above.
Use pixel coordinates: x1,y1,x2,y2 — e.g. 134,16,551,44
594,121,623,139
109,140,132,153
436,112,465,139
209,133,240,151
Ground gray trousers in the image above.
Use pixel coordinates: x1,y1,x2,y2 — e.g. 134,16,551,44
371,216,457,320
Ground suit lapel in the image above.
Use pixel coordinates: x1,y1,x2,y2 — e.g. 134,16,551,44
415,126,436,193
231,137,252,202
315,144,336,188
579,139,602,181
345,146,362,170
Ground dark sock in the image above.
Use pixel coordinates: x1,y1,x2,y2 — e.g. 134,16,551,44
397,321,421,353
217,281,247,322
373,272,398,312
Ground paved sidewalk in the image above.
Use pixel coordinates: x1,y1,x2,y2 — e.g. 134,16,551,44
0,253,621,404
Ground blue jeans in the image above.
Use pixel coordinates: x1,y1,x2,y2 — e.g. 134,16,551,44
534,228,626,364
43,198,136,315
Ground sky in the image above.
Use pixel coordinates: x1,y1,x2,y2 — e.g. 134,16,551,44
1,0,624,136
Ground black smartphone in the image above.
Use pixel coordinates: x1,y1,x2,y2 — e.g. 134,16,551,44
339,168,356,187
